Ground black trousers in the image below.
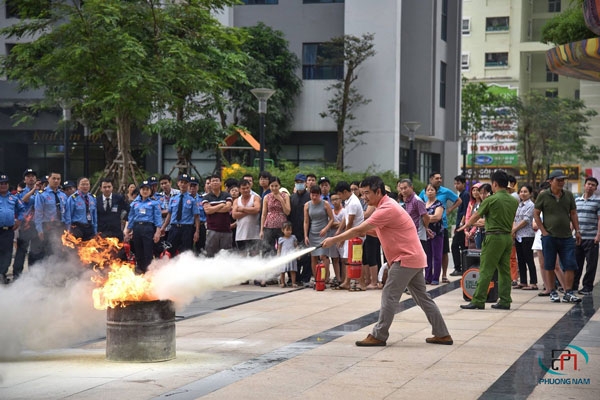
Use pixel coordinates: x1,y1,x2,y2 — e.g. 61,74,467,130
133,224,155,273
13,225,44,273
168,225,195,254
451,229,466,270
71,223,95,241
41,222,67,260
515,236,537,285
575,239,598,291
0,228,14,277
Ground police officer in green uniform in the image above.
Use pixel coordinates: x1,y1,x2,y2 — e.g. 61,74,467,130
460,170,518,310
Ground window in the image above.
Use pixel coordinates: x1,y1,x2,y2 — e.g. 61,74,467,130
419,153,441,183
5,0,19,18
441,0,448,41
280,144,325,166
546,65,559,82
485,52,508,67
545,89,558,98
240,0,278,4
548,0,561,12
440,61,447,108
302,43,344,80
462,18,471,35
486,17,509,32
5,0,50,18
303,0,344,3
400,148,409,176
461,53,470,70
575,89,580,100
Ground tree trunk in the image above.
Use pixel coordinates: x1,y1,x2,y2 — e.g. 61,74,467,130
91,114,141,195
117,115,134,193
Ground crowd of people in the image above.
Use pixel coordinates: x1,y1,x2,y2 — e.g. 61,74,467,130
2,166,597,349
0,167,597,308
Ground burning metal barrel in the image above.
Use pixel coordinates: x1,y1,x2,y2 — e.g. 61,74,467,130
106,300,176,362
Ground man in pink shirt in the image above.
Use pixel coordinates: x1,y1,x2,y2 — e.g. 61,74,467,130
322,176,452,347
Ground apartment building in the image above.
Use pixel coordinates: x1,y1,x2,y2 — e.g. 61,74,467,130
460,0,599,184
224,0,463,180
0,0,463,182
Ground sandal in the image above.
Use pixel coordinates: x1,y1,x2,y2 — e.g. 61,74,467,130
442,277,449,283
333,285,349,291
522,285,538,290
515,284,527,289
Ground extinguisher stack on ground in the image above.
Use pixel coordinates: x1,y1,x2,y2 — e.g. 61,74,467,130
346,237,363,291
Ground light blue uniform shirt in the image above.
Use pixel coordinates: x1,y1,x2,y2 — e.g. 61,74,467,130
34,187,68,232
65,191,98,234
0,192,25,227
128,197,162,227
168,192,199,225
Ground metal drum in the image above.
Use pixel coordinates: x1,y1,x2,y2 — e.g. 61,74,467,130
106,299,176,362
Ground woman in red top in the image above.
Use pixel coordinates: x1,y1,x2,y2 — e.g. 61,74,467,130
260,176,291,255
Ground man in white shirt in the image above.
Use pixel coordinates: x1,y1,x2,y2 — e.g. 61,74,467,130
334,181,365,290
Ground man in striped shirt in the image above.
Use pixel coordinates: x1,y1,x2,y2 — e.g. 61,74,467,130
574,177,600,295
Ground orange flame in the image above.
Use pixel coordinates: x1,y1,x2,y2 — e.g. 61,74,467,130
62,232,157,310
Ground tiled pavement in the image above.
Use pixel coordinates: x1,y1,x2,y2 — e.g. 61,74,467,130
0,273,598,400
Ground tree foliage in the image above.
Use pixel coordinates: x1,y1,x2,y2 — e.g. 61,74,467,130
0,0,246,189
319,33,376,171
541,0,596,45
460,78,506,182
514,92,598,186
221,23,302,162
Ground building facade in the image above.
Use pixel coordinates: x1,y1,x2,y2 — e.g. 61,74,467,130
0,0,463,184
461,0,599,188
225,0,463,181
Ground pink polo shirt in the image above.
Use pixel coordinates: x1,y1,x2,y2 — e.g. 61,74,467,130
366,195,427,268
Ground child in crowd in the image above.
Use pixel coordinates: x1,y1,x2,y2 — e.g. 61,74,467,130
277,221,298,288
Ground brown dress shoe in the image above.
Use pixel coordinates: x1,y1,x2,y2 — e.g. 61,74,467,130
355,334,386,347
425,335,454,345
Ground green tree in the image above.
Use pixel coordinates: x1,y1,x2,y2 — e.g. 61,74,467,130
0,0,245,190
221,23,302,166
515,92,598,186
541,0,596,45
319,33,376,171
460,78,504,182
146,4,248,176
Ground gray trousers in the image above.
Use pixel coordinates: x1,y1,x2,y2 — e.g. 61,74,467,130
205,230,232,257
372,262,450,341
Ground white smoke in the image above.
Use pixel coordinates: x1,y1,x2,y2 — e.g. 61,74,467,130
0,254,105,359
149,247,315,310
0,246,315,359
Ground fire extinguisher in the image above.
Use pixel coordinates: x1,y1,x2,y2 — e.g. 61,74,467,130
346,237,363,288
315,262,326,291
160,241,173,259
123,242,135,262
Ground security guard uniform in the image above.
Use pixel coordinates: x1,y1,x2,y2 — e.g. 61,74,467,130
65,190,97,241
166,192,199,254
34,185,68,259
0,174,25,283
15,169,43,272
127,181,162,273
